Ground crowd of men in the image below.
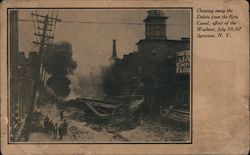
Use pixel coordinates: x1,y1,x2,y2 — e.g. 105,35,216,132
43,114,68,139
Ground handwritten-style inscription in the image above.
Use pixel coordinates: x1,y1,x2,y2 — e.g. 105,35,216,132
196,8,242,38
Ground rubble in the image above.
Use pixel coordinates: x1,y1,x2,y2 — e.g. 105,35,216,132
63,96,144,132
28,100,190,142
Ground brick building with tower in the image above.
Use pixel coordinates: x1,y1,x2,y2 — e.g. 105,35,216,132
137,10,190,113
105,10,190,115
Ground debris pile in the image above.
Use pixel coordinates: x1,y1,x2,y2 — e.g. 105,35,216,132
63,95,144,132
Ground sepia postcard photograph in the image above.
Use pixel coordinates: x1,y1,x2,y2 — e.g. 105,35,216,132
8,8,191,143
1,0,249,155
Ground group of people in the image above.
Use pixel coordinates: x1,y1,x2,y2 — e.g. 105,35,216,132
43,115,68,140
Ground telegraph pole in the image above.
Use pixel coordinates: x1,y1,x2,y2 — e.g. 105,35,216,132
31,10,61,109
31,10,61,85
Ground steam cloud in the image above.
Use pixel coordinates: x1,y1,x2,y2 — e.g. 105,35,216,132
71,74,104,100
44,42,77,97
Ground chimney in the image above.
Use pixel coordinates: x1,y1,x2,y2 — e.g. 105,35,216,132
110,39,118,61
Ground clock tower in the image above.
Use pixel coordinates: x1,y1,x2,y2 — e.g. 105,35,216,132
144,10,168,39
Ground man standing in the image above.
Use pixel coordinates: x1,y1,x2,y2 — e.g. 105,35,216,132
53,123,58,139
62,119,68,135
58,124,63,140
49,120,53,135
43,115,49,133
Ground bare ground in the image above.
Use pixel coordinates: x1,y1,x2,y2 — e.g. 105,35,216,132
29,104,190,143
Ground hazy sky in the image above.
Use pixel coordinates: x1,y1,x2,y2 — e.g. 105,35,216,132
18,9,190,76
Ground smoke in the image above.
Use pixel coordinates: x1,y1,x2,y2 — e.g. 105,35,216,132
66,64,112,101
70,72,104,100
44,42,77,97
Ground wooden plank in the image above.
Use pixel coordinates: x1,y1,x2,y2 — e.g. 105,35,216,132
168,110,189,123
82,100,120,109
87,101,119,109
173,109,190,115
95,106,111,114
85,102,110,118
79,98,119,105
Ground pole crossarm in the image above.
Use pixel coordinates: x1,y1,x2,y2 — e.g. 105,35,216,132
31,12,62,22
31,10,60,87
34,33,54,39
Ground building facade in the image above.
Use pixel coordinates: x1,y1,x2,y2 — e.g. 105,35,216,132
137,10,190,113
104,10,190,115
17,51,40,118
10,10,19,127
10,51,40,141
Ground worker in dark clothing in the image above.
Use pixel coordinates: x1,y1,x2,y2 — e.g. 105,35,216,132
60,111,64,121
43,115,49,133
48,120,53,135
62,119,68,136
47,120,50,135
53,123,58,139
58,124,63,140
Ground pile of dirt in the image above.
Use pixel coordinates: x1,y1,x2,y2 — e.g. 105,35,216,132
119,118,190,142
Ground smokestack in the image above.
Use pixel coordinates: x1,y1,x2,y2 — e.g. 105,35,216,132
113,40,116,56
110,39,118,61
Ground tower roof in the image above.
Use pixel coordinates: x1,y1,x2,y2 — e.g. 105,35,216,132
144,10,168,22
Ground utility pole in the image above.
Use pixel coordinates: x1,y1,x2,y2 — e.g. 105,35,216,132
31,10,61,86
31,10,61,109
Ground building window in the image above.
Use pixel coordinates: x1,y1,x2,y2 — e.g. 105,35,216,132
155,25,162,37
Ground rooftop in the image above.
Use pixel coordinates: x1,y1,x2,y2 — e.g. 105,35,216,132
147,10,166,17
144,10,168,22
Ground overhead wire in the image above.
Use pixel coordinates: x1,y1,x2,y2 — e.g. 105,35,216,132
17,19,189,26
